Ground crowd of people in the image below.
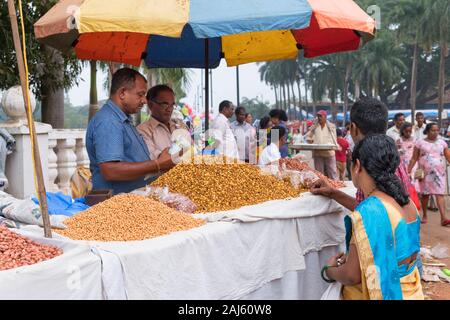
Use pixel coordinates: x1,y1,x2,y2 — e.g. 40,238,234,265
85,67,449,300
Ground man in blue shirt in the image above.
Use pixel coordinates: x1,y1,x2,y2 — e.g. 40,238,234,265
86,68,175,194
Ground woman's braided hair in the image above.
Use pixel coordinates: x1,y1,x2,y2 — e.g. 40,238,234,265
352,134,409,206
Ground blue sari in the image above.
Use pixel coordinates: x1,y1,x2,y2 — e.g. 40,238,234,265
343,196,423,300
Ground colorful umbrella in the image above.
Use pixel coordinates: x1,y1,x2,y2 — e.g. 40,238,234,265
35,0,375,68
34,0,375,130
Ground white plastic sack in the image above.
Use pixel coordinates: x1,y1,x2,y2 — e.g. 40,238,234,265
0,191,67,229
321,282,343,300
431,244,449,259
0,228,102,300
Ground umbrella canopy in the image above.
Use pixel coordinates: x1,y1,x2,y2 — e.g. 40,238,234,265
35,0,376,68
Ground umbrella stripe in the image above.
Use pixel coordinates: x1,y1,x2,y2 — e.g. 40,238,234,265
307,0,375,34
222,30,299,67
34,0,83,39
75,32,149,66
78,0,189,37
189,0,312,38
145,25,222,68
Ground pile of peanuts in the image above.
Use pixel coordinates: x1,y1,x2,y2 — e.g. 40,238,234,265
151,156,301,213
0,226,62,271
279,158,346,189
57,194,205,241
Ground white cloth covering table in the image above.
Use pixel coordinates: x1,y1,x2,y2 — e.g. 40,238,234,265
5,184,355,300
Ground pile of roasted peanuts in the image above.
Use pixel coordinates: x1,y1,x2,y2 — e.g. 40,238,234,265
152,156,301,213
57,194,205,241
0,225,62,271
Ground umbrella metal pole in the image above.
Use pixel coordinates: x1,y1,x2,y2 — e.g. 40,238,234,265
236,66,240,107
204,39,210,132
210,69,213,113
8,0,52,238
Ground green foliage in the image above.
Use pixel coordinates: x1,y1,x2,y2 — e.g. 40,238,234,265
0,1,82,98
258,0,450,109
239,97,271,120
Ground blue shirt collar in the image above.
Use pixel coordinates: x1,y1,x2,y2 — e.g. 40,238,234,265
106,99,132,123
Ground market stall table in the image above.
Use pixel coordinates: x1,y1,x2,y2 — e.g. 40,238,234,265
3,184,356,300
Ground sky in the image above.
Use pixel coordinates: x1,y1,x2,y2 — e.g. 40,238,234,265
67,61,276,115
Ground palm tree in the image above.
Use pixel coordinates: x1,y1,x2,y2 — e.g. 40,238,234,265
308,56,344,121
423,0,450,127
389,0,428,122
352,31,407,103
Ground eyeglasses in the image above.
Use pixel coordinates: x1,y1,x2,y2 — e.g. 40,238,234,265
151,100,176,110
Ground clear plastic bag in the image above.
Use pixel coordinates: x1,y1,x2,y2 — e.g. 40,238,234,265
258,164,320,189
280,168,320,189
132,186,197,214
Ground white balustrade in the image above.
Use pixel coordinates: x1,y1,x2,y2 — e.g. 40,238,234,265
75,137,89,167
56,138,77,195
48,129,89,196
47,138,59,192
1,85,90,199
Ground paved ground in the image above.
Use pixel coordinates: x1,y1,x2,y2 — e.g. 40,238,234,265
420,196,450,300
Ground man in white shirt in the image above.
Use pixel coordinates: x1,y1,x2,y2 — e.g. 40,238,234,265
306,110,338,180
413,112,426,141
230,106,257,163
259,126,286,165
210,100,239,160
386,112,405,141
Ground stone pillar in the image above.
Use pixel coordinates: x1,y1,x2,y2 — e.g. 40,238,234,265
1,86,51,199
75,135,89,168
56,138,77,195
2,124,52,199
47,137,59,192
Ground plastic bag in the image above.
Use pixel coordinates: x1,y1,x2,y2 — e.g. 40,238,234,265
71,166,92,199
431,244,449,259
0,191,67,229
279,163,320,189
31,192,90,217
132,186,197,214
321,282,343,300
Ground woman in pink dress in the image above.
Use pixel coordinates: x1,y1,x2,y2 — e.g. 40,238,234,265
396,122,416,172
408,123,450,226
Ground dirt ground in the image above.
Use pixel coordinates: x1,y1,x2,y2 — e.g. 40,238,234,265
419,196,450,300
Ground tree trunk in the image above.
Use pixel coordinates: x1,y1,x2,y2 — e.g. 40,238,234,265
312,98,317,117
297,80,302,120
282,83,287,111
41,45,65,128
367,72,372,98
331,98,338,123
355,80,361,100
304,76,309,118
279,85,283,109
88,60,99,121
274,85,279,109
343,60,352,127
410,42,419,124
287,82,291,119
291,82,297,120
438,41,447,128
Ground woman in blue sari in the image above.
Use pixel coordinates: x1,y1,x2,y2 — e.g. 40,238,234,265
323,134,423,300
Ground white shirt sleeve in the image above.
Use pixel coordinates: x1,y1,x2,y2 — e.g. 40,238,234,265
259,144,281,165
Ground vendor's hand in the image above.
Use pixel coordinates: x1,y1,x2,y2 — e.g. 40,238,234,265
310,179,335,198
327,252,346,267
157,148,175,171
